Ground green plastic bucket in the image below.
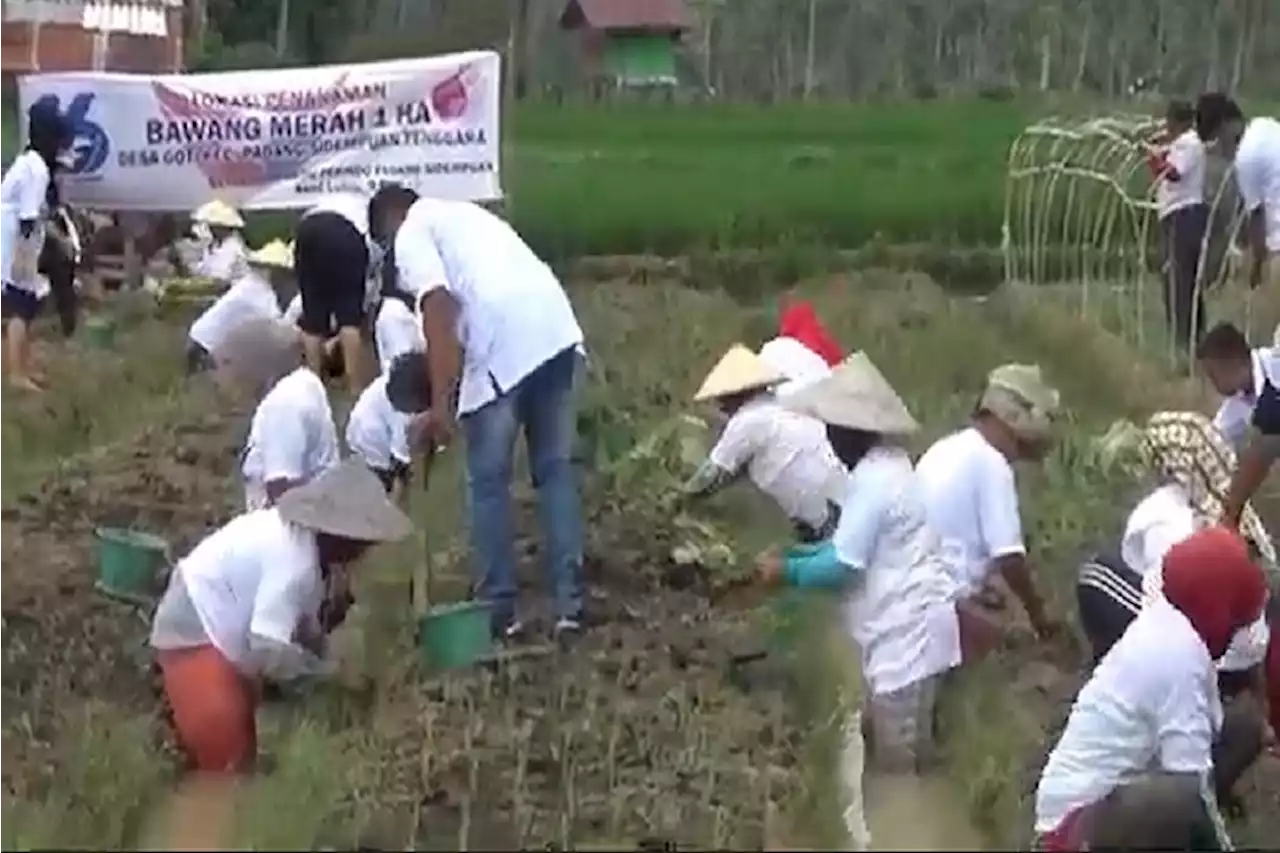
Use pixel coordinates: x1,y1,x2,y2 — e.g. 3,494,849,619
84,315,116,349
416,600,493,670
94,527,168,604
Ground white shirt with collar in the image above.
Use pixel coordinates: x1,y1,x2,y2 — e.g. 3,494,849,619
193,232,248,284
393,197,584,416
707,395,846,529
758,336,832,398
188,268,282,354
1234,116,1280,252
1035,597,1223,835
1156,129,1207,220
0,150,51,290
374,297,425,373
346,374,412,472
915,427,1026,596
241,367,340,509
1212,347,1272,452
832,445,964,696
149,508,326,679
1124,482,1270,673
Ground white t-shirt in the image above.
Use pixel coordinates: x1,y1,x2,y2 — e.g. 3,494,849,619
393,198,584,415
0,150,51,290
758,336,832,398
708,396,845,528
1212,347,1272,452
831,446,964,696
915,427,1026,595
304,193,369,237
149,508,325,674
1234,116,1280,252
1035,597,1222,834
375,298,425,373
1124,482,1270,673
241,367,340,501
188,269,282,354
346,374,412,472
193,232,248,283
1156,129,1206,219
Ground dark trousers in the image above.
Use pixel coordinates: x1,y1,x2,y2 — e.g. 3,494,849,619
38,236,78,338
1161,203,1209,354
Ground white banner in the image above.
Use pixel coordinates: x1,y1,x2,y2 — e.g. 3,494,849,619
17,50,502,211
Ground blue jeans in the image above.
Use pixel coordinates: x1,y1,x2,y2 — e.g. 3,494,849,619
462,347,584,630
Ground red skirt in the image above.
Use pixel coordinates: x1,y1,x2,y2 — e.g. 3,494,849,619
157,644,258,773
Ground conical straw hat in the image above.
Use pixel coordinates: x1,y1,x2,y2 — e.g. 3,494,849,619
248,238,293,270
693,344,787,402
782,351,919,436
192,199,244,229
277,458,412,542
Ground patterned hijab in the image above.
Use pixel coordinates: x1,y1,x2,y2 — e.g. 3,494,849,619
1099,411,1276,567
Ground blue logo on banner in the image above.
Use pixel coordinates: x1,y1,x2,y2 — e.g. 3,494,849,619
32,93,110,175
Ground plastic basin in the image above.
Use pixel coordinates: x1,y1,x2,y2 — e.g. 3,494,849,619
416,600,493,670
84,315,116,348
94,527,168,604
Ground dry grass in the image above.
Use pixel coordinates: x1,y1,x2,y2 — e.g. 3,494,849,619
3,264,1277,851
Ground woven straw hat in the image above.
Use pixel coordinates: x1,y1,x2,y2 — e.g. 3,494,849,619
980,363,1060,443
212,317,302,390
248,239,294,270
693,344,786,402
192,199,245,229
782,351,919,436
277,458,412,542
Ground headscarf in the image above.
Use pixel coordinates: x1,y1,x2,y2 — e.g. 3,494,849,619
1161,527,1267,659
778,297,842,367
1098,411,1276,567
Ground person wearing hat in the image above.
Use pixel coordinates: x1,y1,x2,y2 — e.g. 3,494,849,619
371,183,587,640
683,344,846,543
755,353,999,774
1035,527,1267,852
149,459,411,778
1,99,71,392
346,352,430,498
209,318,340,511
186,239,291,374
189,199,248,285
915,363,1063,642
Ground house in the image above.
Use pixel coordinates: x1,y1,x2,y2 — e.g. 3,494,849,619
558,0,691,92
2,0,188,75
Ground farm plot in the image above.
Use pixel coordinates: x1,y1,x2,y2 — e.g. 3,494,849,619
3,266,1279,850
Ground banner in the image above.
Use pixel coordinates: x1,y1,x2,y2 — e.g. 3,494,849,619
17,51,502,211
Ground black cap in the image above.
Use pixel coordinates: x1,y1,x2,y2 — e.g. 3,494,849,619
385,350,433,414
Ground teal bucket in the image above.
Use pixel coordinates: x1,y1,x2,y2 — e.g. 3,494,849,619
94,527,168,604
84,315,117,349
416,600,494,670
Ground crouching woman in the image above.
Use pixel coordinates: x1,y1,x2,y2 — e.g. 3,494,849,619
1036,527,1267,851
756,354,1002,767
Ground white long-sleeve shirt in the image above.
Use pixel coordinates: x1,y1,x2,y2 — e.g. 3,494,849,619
241,367,340,509
1035,598,1228,848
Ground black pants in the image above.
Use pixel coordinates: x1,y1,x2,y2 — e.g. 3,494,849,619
185,341,214,375
38,235,77,337
294,212,369,337
1076,552,1143,665
1161,203,1209,354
